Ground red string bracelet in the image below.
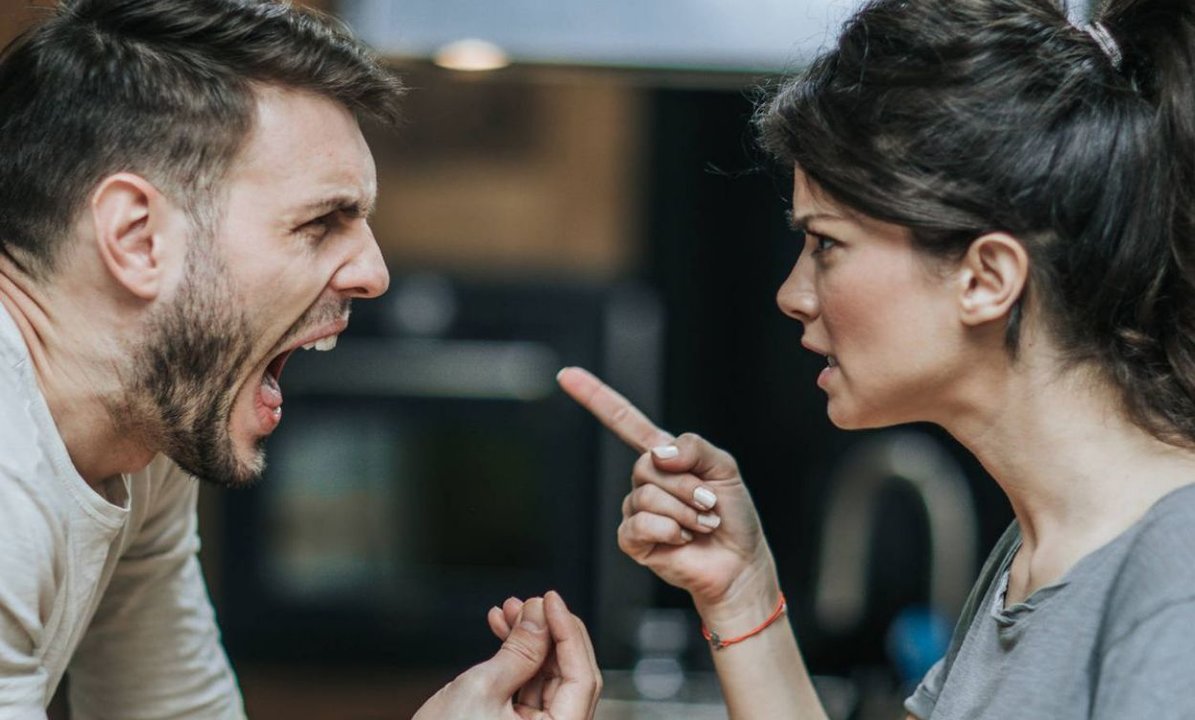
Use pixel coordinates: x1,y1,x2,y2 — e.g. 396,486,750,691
701,591,788,651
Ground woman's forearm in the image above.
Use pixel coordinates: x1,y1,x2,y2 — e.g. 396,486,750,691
695,562,829,720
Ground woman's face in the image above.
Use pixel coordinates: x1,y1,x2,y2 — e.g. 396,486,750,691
777,171,966,429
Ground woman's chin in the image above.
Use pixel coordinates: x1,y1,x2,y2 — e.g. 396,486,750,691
826,401,859,429
826,402,891,431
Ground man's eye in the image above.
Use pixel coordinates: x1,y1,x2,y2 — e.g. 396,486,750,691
299,214,334,239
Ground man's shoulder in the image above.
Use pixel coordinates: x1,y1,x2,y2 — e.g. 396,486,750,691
0,369,66,562
0,349,57,482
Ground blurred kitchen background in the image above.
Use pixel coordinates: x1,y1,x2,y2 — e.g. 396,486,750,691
6,0,1114,717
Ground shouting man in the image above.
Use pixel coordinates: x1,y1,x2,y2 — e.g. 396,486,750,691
0,1,599,717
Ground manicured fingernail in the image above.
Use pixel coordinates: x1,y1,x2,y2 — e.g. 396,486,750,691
652,444,679,459
680,529,694,542
697,512,721,529
556,367,569,381
693,487,717,510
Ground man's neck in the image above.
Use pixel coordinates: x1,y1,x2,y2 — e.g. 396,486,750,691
0,255,155,487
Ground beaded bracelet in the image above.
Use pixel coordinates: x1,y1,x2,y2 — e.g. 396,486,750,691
701,591,788,651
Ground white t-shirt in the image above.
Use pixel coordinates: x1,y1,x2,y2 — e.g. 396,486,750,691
0,305,245,719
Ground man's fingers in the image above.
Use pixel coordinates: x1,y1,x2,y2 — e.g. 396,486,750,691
542,591,602,719
557,366,673,453
487,605,510,640
503,596,524,630
557,597,602,719
487,596,525,640
476,597,551,697
515,665,547,712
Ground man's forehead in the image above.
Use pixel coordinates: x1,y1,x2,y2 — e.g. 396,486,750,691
229,85,377,209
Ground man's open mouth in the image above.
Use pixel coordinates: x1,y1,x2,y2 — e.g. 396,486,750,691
257,328,342,423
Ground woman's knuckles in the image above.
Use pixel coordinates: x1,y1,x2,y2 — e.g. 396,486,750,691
632,450,658,478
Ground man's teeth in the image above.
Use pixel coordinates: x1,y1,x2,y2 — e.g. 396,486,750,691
827,355,838,367
300,336,338,352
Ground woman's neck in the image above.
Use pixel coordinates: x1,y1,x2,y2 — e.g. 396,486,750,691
947,351,1195,596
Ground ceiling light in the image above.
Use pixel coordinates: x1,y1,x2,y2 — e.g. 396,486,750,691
432,38,510,71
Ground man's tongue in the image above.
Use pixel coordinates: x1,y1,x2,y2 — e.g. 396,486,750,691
259,370,283,410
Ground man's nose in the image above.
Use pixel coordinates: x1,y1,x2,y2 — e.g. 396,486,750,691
332,223,390,299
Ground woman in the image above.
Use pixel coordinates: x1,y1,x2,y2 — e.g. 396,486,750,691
515,0,1195,716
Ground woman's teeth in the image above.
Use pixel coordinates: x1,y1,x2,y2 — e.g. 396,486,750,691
827,355,838,367
301,336,338,352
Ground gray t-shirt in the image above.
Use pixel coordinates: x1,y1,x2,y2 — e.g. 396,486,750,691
906,484,1195,719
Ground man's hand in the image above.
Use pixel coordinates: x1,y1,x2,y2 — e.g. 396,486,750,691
414,591,601,720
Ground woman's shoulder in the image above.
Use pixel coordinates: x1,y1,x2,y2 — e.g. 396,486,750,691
1101,484,1195,641
1122,483,1195,561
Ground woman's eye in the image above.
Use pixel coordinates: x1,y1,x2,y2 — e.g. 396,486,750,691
809,232,837,255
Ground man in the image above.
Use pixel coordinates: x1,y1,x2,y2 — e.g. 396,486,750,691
0,1,598,717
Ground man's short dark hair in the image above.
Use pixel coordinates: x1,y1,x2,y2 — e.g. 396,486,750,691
0,0,404,278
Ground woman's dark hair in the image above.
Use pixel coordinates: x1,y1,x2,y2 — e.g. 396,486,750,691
757,0,1195,446
0,0,404,278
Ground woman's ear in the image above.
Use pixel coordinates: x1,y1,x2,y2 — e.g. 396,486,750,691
89,173,180,301
956,233,1029,327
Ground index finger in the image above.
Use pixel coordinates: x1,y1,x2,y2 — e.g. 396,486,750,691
556,366,674,453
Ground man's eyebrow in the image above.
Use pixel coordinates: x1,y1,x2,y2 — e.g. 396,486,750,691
296,194,376,219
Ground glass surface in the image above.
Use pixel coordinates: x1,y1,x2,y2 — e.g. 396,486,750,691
263,402,549,611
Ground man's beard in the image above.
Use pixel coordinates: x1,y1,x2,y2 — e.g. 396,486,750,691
116,241,353,488
122,240,261,488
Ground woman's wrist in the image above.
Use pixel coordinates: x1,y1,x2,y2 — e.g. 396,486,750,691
702,590,787,650
692,554,782,637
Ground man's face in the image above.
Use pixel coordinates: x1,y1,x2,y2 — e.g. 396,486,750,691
129,86,388,487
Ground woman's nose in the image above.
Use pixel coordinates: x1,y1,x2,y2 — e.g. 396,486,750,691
776,262,819,324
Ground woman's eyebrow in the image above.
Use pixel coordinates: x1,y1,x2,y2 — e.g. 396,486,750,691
785,209,841,231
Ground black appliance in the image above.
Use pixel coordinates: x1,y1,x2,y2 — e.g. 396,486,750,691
216,275,663,668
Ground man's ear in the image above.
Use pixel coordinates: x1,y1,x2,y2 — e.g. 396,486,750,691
956,233,1029,327
89,173,181,301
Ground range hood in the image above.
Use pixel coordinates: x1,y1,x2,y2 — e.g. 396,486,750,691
338,0,861,73
339,0,1098,74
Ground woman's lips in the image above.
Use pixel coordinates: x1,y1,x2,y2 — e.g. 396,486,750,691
817,356,838,388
